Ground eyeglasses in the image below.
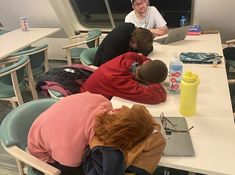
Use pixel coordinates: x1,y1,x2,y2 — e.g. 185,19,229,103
160,112,194,135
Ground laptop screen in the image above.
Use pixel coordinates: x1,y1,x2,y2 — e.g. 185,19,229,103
154,25,191,45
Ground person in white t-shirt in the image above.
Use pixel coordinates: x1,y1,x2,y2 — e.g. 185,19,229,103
125,0,168,36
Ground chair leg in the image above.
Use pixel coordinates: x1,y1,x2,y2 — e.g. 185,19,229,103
16,159,26,175
11,71,24,105
44,48,49,72
225,60,230,75
66,49,72,66
26,62,38,100
10,101,18,108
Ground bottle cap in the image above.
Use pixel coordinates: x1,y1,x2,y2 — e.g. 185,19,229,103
171,57,181,62
183,71,198,82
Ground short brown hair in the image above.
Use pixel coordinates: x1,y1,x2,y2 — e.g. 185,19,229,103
131,28,153,55
95,105,154,150
138,60,168,83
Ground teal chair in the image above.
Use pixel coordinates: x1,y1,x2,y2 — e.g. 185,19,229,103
80,47,98,66
11,44,49,77
0,98,60,175
63,29,102,65
0,55,38,108
0,28,9,35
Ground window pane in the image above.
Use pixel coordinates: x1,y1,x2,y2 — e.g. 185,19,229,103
70,0,112,28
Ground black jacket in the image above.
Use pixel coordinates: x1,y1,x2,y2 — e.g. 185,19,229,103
93,23,135,66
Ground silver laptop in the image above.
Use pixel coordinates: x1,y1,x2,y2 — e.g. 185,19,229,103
155,117,195,157
154,26,191,45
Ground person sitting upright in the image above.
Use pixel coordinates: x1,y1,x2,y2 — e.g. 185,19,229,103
80,52,168,104
93,23,153,67
125,0,168,36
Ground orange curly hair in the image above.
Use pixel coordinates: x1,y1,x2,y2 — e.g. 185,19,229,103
94,105,155,150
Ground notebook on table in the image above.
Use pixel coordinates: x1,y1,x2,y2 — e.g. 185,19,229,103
154,117,195,157
180,52,222,64
154,25,191,45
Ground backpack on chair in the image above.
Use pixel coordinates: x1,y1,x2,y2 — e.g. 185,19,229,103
36,64,95,98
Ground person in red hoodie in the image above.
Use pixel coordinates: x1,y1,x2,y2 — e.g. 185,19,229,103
80,52,167,104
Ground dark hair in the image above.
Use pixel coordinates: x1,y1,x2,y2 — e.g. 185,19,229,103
138,60,168,83
131,28,154,56
95,105,154,150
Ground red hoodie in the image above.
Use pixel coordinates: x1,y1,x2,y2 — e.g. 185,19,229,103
80,52,166,104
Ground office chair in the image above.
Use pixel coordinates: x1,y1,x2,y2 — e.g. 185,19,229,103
0,55,38,108
62,29,102,65
223,39,235,117
223,39,235,79
11,44,49,77
0,98,60,175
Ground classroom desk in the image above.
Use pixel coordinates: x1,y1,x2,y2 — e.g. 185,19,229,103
111,34,235,175
0,28,60,60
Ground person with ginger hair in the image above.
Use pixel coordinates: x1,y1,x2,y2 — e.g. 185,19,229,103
27,92,165,175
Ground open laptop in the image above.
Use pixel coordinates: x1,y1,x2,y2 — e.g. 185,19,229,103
155,117,195,157
154,25,191,45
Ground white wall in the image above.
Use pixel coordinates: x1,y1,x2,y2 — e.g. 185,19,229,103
193,0,235,41
0,0,65,37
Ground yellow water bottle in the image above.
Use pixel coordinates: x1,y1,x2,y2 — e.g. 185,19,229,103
180,71,200,116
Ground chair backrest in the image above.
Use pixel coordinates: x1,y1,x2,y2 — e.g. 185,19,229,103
0,55,29,87
80,47,98,66
0,98,58,150
86,29,102,48
11,44,49,75
63,29,102,66
0,55,38,107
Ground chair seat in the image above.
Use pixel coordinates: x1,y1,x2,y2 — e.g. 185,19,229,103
70,47,87,60
228,60,235,67
80,47,98,66
0,81,25,98
31,66,45,76
48,89,64,99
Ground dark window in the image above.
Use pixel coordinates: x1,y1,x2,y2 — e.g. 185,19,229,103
70,0,192,28
151,0,192,27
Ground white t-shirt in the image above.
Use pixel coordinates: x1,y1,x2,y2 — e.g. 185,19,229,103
125,6,167,29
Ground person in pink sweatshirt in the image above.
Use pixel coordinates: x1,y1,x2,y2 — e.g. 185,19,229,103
80,51,168,104
27,92,165,175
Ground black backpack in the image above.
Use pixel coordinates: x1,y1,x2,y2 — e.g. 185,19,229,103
36,64,95,97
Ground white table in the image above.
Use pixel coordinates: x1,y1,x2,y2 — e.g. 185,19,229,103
111,34,235,175
0,28,60,60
